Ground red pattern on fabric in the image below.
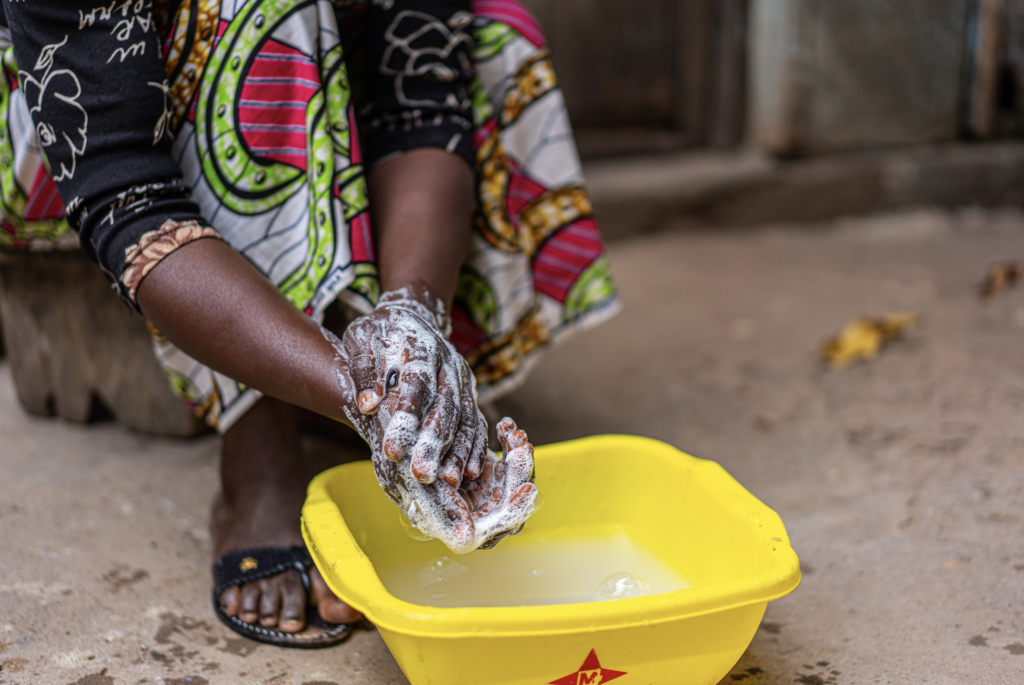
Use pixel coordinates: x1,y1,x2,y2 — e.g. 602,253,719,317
348,211,374,264
348,103,362,165
505,168,545,231
238,38,319,170
450,304,490,356
472,0,546,47
23,165,65,221
532,217,602,302
474,118,499,147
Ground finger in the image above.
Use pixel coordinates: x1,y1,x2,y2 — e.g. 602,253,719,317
497,417,516,453
439,377,480,486
352,358,385,414
505,429,529,455
410,368,460,484
373,458,405,504
471,476,504,513
481,483,538,545
458,476,484,510
440,411,474,487
427,481,475,551
383,362,435,460
435,481,473,524
509,482,538,509
502,443,535,495
279,571,307,632
469,445,536,544
468,453,499,503
465,410,488,479
477,485,536,549
460,479,490,511
258,578,282,627
343,320,385,414
239,581,261,623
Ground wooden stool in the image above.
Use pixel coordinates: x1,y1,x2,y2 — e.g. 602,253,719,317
0,250,205,437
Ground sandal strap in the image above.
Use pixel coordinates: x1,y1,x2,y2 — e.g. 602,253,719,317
212,545,311,596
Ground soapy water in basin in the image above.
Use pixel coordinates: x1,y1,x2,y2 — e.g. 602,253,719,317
377,530,691,607
596,571,651,600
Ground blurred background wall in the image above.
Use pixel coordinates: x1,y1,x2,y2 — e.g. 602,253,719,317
519,0,1024,159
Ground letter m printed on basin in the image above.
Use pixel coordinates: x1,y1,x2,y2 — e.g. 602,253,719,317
549,649,627,685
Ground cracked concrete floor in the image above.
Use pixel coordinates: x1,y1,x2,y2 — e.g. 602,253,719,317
2,206,1024,684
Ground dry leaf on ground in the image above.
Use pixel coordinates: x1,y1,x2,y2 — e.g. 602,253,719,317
979,262,1021,298
820,312,921,369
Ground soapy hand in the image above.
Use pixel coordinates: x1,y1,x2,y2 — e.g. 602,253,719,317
341,285,489,487
458,418,540,550
330,285,539,553
378,417,539,554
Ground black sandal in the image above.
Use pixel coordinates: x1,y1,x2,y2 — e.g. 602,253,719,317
212,545,354,649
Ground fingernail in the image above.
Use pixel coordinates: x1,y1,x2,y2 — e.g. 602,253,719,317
383,439,404,460
358,390,379,414
412,464,435,484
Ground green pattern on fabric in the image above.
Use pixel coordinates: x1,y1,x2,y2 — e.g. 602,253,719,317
473,21,517,61
195,0,310,216
337,164,368,220
564,256,616,323
455,267,499,335
349,261,381,305
163,367,202,406
278,43,346,309
467,75,491,126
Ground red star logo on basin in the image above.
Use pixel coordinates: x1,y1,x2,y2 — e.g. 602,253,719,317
549,649,627,685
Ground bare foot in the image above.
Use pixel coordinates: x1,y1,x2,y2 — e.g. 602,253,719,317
212,397,360,631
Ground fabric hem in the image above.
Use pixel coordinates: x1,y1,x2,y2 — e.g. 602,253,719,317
121,219,223,305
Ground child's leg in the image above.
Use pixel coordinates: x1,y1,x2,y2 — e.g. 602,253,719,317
212,397,358,631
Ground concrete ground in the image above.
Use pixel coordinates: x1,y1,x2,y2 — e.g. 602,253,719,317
3,206,1024,684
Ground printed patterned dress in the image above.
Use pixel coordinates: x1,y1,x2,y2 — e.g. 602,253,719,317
0,0,619,431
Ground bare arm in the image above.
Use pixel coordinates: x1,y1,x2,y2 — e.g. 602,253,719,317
133,147,475,425
369,147,475,308
135,238,355,424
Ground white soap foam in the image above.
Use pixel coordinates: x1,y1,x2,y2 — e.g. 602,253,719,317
329,288,541,554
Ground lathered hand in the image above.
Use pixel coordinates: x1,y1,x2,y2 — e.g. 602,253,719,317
457,418,539,551
340,285,489,485
334,285,533,553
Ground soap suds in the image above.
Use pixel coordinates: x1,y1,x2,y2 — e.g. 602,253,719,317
329,287,542,554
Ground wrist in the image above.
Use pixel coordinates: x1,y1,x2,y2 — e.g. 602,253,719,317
312,327,361,428
377,281,452,337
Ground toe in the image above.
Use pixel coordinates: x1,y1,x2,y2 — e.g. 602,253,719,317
219,585,241,616
278,570,307,633
239,581,261,624
310,568,362,624
258,578,282,627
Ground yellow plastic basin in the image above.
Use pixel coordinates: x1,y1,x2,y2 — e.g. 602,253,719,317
302,435,800,685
